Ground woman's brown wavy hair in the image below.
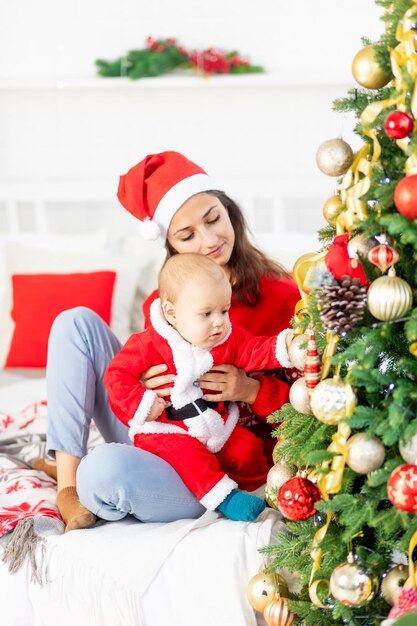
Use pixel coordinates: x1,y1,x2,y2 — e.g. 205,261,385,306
165,191,291,306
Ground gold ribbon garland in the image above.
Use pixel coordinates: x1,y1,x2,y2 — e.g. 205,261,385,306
404,530,417,590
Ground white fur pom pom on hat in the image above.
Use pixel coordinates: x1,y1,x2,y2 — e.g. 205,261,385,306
137,218,161,242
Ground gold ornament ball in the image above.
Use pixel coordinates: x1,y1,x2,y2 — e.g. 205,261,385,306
352,45,391,89
330,560,378,606
287,334,308,371
289,376,312,415
367,268,413,321
267,462,297,491
323,195,343,226
347,234,375,260
310,378,357,426
263,598,295,626
316,138,354,177
400,433,417,464
246,572,289,612
381,565,407,606
346,433,386,474
265,485,279,509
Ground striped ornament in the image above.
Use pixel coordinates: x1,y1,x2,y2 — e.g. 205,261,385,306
304,333,321,393
367,241,400,273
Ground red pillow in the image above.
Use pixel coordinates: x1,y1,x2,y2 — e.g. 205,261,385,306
5,271,116,368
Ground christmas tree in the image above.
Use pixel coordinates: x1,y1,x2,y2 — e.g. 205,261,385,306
248,1,417,624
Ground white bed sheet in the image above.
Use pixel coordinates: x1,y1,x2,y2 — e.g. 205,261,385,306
0,372,294,626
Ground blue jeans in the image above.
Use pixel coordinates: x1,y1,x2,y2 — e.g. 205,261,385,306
46,307,205,522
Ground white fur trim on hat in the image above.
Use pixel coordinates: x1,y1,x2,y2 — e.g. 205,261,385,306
275,329,293,368
200,475,238,510
128,389,158,439
152,173,222,245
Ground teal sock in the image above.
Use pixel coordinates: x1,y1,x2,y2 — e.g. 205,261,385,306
217,489,266,522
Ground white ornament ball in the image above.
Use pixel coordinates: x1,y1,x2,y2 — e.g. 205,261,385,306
289,377,312,414
346,433,386,474
267,462,297,491
287,335,308,371
399,433,417,464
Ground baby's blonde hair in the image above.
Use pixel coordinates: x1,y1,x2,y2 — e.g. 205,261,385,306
159,253,229,303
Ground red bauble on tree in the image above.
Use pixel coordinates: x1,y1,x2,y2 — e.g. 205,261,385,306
384,111,414,139
277,477,321,521
394,175,417,220
387,464,417,513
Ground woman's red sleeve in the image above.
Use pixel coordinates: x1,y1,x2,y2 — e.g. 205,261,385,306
250,374,290,419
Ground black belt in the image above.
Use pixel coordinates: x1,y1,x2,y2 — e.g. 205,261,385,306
165,399,229,421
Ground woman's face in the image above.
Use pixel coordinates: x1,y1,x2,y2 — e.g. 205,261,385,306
167,193,235,268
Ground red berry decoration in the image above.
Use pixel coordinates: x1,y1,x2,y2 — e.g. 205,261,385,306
385,111,414,139
387,464,417,513
277,477,321,521
394,174,417,220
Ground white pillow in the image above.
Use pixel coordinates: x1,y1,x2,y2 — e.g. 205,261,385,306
0,241,142,367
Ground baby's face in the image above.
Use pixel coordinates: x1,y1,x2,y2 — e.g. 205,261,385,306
169,274,232,349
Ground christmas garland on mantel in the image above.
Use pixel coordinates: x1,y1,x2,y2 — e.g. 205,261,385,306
95,36,264,79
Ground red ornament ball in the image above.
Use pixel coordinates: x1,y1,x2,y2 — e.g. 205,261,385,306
277,477,321,521
387,464,417,513
394,175,417,220
384,111,414,139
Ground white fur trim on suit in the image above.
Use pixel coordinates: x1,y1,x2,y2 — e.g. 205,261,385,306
148,299,238,450
200,475,238,510
275,329,293,368
152,174,222,245
128,389,158,439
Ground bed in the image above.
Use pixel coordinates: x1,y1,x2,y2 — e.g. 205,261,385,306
0,191,300,626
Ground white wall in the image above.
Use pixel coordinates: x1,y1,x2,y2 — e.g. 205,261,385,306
0,1,384,267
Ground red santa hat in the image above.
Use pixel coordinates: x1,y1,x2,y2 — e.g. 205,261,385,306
117,151,223,245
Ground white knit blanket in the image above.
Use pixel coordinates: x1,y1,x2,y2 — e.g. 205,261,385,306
2,508,294,626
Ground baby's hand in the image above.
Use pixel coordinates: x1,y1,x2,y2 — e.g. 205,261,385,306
146,397,166,421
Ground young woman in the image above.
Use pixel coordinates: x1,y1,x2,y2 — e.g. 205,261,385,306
41,151,300,531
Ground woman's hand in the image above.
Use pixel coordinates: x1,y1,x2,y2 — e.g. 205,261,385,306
199,364,261,404
140,364,173,398
146,397,166,421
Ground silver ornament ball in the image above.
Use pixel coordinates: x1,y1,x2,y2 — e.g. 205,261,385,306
289,376,312,414
330,559,378,606
287,334,308,371
346,433,386,474
399,433,417,464
316,138,354,177
347,235,375,260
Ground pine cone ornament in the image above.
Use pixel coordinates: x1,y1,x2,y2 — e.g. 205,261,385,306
318,275,367,335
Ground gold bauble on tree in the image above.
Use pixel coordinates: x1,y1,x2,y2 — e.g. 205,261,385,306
381,565,407,605
346,432,386,474
246,572,289,612
323,194,343,226
367,266,413,321
310,376,357,425
316,138,354,177
263,598,296,626
351,45,392,89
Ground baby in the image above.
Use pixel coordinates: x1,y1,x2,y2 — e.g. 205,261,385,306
104,253,294,522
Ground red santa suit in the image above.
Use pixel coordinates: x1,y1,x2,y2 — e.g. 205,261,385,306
104,299,293,510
